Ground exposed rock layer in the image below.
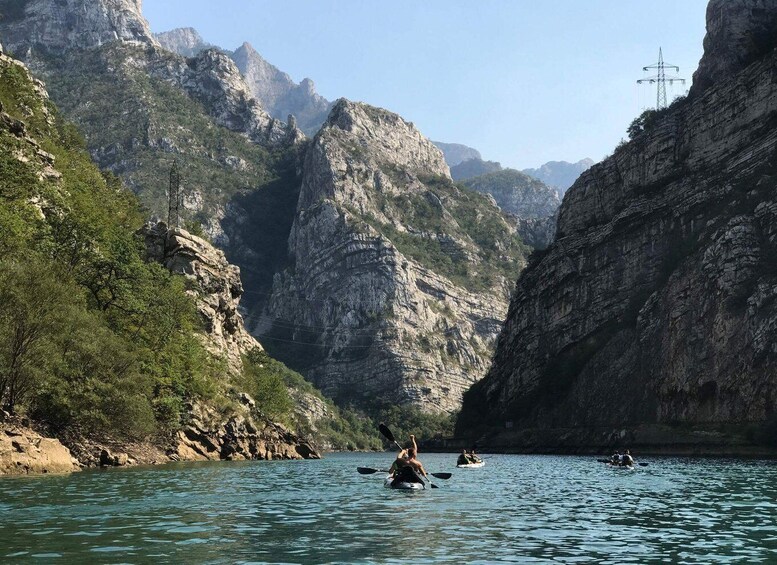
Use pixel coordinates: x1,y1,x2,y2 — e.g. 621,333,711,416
259,100,526,413
458,0,777,452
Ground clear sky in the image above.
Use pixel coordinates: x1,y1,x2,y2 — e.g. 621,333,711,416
142,0,709,170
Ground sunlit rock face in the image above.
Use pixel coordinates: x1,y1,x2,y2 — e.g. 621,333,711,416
0,0,158,54
258,99,527,413
458,0,777,452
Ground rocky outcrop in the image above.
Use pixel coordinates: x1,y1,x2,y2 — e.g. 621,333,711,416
433,141,482,167
0,417,79,475
171,401,319,462
457,0,777,453
691,0,777,95
155,27,213,57
258,99,527,413
0,0,157,55
231,41,333,136
146,47,301,147
142,223,261,375
522,158,594,195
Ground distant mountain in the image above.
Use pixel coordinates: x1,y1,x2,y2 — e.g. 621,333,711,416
461,169,560,220
522,158,594,195
432,141,482,167
461,169,560,250
231,42,333,136
155,27,213,57
450,158,502,180
155,29,333,137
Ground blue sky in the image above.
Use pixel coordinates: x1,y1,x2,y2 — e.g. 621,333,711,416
142,1,708,169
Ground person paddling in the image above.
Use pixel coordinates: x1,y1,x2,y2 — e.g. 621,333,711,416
389,434,428,485
457,449,469,466
621,449,634,467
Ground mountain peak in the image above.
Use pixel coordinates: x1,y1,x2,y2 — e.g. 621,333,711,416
155,27,212,57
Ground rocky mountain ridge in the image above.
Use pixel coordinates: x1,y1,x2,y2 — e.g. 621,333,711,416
155,27,213,57
457,0,777,454
258,99,529,413
155,27,333,136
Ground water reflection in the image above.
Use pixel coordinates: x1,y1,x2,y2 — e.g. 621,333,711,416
0,454,776,563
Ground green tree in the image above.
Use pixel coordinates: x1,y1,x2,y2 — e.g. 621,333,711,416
0,259,80,412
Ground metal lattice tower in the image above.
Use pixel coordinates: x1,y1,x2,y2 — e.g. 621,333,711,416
637,47,685,110
167,160,182,228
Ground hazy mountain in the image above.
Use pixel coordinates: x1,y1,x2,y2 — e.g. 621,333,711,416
450,158,503,180
522,158,594,195
432,141,482,167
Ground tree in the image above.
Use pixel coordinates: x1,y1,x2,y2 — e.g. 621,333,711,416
0,259,78,413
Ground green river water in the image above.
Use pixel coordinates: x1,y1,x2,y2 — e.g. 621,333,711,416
1,452,776,563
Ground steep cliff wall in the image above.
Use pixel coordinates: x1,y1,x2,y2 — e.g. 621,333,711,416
259,100,528,413
0,0,157,54
458,0,777,453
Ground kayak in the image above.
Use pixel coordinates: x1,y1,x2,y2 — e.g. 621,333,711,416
384,476,425,490
456,461,485,468
607,463,635,470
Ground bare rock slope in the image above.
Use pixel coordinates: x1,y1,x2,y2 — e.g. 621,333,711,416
259,100,529,413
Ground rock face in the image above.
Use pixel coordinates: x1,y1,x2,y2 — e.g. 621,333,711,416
147,47,300,147
457,1,777,453
258,99,527,413
231,41,333,136
691,0,777,95
141,223,321,459
155,27,213,57
462,169,561,220
0,418,80,475
142,223,261,375
522,158,594,195
432,141,482,167
0,0,157,54
171,401,319,462
461,169,561,250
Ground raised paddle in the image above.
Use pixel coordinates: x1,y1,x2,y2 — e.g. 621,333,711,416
357,466,452,479
378,423,444,488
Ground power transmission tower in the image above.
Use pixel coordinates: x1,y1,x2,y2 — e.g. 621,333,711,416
637,47,685,110
167,160,183,228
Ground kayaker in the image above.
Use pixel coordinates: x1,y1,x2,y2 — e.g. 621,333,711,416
457,449,469,466
621,450,634,467
403,446,429,480
610,451,622,465
468,449,482,464
388,434,417,476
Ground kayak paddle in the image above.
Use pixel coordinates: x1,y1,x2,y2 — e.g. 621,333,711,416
357,466,452,479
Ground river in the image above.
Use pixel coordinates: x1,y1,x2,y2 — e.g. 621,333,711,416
1,453,776,563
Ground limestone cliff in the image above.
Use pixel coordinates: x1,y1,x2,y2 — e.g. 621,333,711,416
258,100,529,413
0,0,157,54
155,27,213,57
457,0,777,453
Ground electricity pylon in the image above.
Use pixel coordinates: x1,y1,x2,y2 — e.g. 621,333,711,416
637,47,685,110
168,160,182,228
